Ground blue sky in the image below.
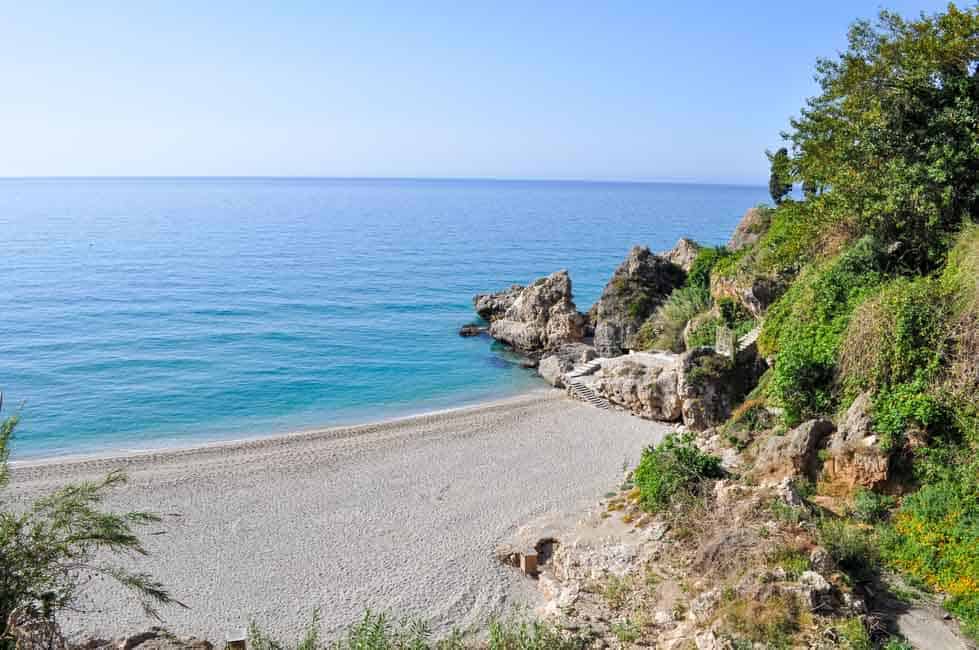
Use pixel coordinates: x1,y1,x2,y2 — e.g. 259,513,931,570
0,1,953,183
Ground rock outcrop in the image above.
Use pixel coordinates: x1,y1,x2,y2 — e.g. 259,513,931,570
487,271,586,354
661,237,701,272
710,273,786,319
727,206,768,251
537,343,597,388
752,418,836,482
593,354,683,421
590,246,686,357
473,284,524,322
821,392,891,489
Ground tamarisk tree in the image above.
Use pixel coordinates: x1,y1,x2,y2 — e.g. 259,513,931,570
0,402,181,650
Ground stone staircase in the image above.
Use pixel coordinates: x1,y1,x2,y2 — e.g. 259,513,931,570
737,324,763,352
567,378,610,409
566,358,603,379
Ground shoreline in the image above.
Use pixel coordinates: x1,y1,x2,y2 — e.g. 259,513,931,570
10,387,553,469
8,388,669,641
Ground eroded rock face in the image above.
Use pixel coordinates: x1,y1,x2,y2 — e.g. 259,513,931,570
710,273,786,319
728,206,768,251
661,237,701,272
473,284,524,322
594,354,683,421
677,347,769,431
488,271,585,353
821,392,890,489
752,418,836,482
590,246,686,357
537,343,597,388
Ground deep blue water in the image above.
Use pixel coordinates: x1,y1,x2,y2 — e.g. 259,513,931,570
1,178,767,458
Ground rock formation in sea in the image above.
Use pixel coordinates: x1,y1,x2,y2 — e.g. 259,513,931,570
478,270,586,354
473,284,524,322
589,246,686,357
660,237,701,272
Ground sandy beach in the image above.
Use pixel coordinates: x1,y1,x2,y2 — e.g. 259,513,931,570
8,389,669,642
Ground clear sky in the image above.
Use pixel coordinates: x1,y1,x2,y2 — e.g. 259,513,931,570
0,1,954,184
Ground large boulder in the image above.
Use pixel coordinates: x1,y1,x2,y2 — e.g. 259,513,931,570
821,392,890,489
752,419,836,482
537,343,597,388
728,207,768,251
677,347,768,431
474,284,524,322
710,273,786,319
661,237,701,272
488,271,586,354
590,246,686,357
593,354,683,421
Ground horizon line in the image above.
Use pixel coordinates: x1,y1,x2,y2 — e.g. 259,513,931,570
0,174,767,188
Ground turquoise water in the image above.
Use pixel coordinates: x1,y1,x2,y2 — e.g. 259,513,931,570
1,178,767,458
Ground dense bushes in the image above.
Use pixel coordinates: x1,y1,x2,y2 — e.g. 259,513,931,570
760,237,887,423
635,285,711,352
880,465,979,637
633,432,723,513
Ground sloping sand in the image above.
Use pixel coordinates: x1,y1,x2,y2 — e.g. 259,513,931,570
9,390,669,642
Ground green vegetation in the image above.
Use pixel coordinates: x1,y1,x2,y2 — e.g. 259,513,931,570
633,432,723,513
249,611,585,650
767,147,793,205
634,284,711,352
0,410,179,650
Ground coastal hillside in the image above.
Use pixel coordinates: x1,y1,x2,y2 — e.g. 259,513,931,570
2,4,977,650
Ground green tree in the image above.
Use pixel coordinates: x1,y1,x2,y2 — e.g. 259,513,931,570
767,147,793,204
0,404,180,649
786,5,979,271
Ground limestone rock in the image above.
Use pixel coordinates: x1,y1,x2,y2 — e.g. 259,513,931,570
710,273,786,319
810,547,837,575
590,246,686,357
727,207,768,251
593,354,683,421
799,570,835,611
458,323,484,337
661,237,701,272
537,343,598,388
473,284,524,322
822,392,891,489
488,271,586,353
752,418,836,481
677,348,767,431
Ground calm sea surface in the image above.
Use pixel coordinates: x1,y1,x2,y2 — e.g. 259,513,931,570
1,178,767,458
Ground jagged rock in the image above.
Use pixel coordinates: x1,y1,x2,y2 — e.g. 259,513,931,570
710,274,786,319
537,344,598,388
458,323,484,337
810,547,837,575
694,631,728,650
487,271,586,353
473,284,524,322
752,418,836,482
661,237,701,272
590,246,686,357
775,476,805,508
822,392,891,489
677,348,768,431
727,207,767,251
799,570,835,611
593,354,683,421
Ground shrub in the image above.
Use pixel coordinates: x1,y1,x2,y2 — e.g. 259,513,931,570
839,277,949,398
761,237,887,423
687,246,731,292
0,411,177,650
835,617,872,650
817,518,879,578
636,285,711,352
871,375,949,452
633,432,723,513
849,488,895,524
880,470,979,639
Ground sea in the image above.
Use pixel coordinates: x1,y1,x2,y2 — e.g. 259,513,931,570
1,178,768,458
